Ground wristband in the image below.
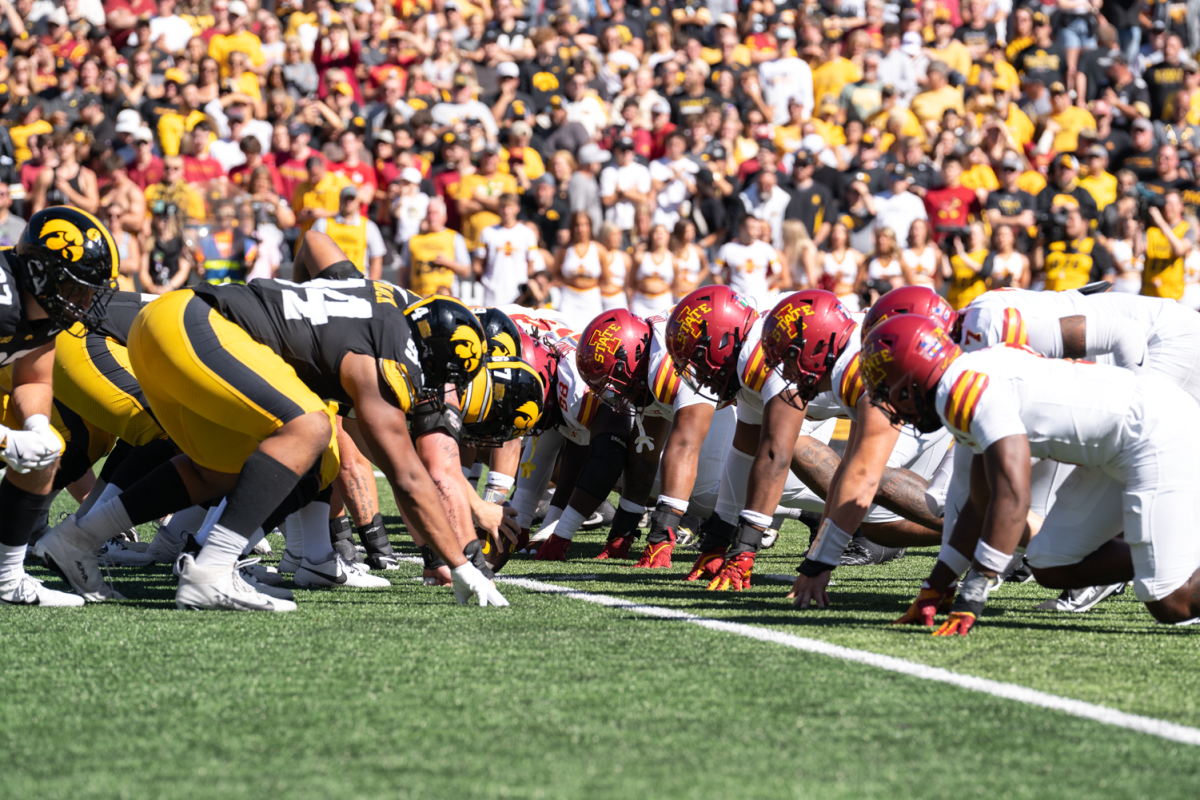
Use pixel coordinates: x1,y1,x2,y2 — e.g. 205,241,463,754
797,557,835,577
936,545,971,578
485,472,514,494
482,486,509,504
974,539,1012,573
807,518,853,566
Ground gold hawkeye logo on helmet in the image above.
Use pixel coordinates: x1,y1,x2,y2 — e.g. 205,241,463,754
512,400,541,431
40,218,85,262
451,325,482,374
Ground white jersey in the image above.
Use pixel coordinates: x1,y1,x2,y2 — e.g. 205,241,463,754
496,305,576,342
641,316,714,421
716,240,782,310
901,245,939,285
733,317,849,425
636,251,674,284
477,224,538,305
649,157,699,227
868,255,902,282
936,345,1137,466
675,245,702,284
561,241,603,280
548,337,604,445
599,161,651,231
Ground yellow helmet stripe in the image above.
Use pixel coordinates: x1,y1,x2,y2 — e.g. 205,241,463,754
71,206,119,279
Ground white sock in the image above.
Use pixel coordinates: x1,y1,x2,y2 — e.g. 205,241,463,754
76,480,106,516
163,505,208,544
195,523,249,568
542,504,563,527
77,499,134,549
193,500,227,546
240,528,266,556
0,543,26,583
284,511,304,557
553,506,587,541
300,501,334,563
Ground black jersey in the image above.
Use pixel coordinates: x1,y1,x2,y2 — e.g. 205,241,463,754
0,248,62,367
93,291,155,346
192,278,425,412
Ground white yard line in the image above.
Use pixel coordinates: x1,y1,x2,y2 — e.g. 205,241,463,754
496,575,1200,747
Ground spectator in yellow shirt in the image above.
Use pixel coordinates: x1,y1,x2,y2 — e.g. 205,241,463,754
145,157,208,225
456,145,520,250
209,1,266,77
996,90,1035,149
1046,81,1096,154
910,61,964,126
292,156,352,235
811,38,861,114
1079,145,1118,211
924,13,972,80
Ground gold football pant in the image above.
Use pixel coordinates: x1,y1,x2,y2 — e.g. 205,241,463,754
127,290,340,487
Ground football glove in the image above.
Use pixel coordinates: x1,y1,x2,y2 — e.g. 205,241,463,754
706,551,755,591
534,533,571,561
891,582,957,627
932,611,977,636
932,573,986,636
450,562,509,607
632,528,676,569
685,547,727,581
0,416,61,473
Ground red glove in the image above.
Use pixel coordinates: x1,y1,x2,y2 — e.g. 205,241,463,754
706,551,755,591
932,611,977,636
684,547,727,581
632,529,676,569
534,533,571,561
891,585,956,627
594,535,637,560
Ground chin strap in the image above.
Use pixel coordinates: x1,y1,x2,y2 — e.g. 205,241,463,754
633,412,653,453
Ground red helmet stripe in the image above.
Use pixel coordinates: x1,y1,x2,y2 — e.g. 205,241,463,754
741,341,768,392
839,354,864,409
945,370,989,432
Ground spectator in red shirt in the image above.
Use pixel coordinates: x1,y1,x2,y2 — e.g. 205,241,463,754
648,97,677,161
922,155,979,243
230,136,284,196
315,21,364,106
431,131,470,234
367,35,411,98
126,128,164,190
182,121,228,185
330,128,377,208
274,122,325,205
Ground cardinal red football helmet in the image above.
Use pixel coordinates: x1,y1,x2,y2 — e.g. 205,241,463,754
521,332,559,434
761,290,856,404
861,285,957,341
665,286,759,404
860,315,962,433
577,309,652,410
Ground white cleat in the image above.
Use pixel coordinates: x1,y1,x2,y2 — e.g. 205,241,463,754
175,555,297,611
0,573,86,607
146,526,186,564
98,537,155,567
236,559,295,600
239,560,285,586
35,517,126,602
294,552,392,588
277,549,303,574
252,537,273,556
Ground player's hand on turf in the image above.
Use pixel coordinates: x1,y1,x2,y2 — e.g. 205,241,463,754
788,570,832,609
891,585,952,627
706,551,754,591
932,611,976,636
451,562,510,606
684,548,727,581
0,416,62,473
423,565,453,585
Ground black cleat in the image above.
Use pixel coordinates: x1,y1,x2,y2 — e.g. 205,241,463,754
839,534,905,566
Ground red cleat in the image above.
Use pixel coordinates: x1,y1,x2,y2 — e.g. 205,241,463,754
595,535,637,560
534,533,571,561
632,529,676,568
685,547,728,581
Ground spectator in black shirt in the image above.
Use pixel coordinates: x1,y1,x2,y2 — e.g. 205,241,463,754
1143,34,1187,120
689,169,728,253
1077,25,1120,103
1014,12,1067,89
1120,118,1160,181
784,150,833,247
1083,99,1134,167
520,174,570,250
670,60,720,133
986,153,1037,253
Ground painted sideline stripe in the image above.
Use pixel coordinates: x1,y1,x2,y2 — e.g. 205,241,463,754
496,576,1200,747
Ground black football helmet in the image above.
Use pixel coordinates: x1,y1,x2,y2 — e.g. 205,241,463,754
404,295,487,400
461,358,546,445
15,207,118,333
473,307,523,360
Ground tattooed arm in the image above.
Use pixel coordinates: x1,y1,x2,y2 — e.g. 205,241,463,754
335,418,380,528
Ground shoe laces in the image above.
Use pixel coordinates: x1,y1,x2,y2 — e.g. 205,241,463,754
232,558,262,593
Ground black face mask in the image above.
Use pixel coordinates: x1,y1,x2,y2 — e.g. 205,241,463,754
913,386,944,434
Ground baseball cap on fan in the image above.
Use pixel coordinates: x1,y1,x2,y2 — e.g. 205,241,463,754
115,109,143,134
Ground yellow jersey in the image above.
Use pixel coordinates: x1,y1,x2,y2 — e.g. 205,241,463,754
812,57,861,108
406,229,462,298
208,31,266,75
1050,106,1096,154
456,172,519,250
1144,221,1191,300
948,248,990,309
323,214,368,273
910,85,964,126
10,119,52,165
1079,171,1117,211
292,172,353,235
499,147,545,182
927,40,972,79
1045,236,1106,292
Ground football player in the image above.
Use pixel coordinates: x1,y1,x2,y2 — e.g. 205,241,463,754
0,207,118,608
666,287,949,592
863,315,1200,633
38,231,506,610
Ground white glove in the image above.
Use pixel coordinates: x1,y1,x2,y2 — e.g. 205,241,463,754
0,415,62,473
450,562,510,607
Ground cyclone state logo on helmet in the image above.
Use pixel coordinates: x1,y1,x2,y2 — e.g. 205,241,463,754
577,309,651,410
860,315,961,434
761,290,855,405
666,286,758,404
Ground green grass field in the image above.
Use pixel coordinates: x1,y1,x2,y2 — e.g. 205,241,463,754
3,484,1199,800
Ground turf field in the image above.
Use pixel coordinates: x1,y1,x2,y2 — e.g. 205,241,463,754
3,484,1199,800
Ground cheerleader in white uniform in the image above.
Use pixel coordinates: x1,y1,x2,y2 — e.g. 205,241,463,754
599,222,630,310
553,211,609,322
986,224,1030,288
899,218,940,288
822,220,865,312
670,219,709,299
1110,216,1145,295
867,227,905,300
630,224,676,317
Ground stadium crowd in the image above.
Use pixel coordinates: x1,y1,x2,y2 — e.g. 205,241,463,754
2,0,1200,629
